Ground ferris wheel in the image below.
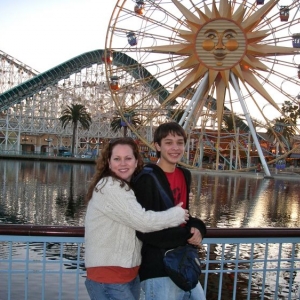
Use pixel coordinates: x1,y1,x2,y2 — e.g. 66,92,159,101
105,0,300,173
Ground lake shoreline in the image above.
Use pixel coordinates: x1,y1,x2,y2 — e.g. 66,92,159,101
2,153,300,180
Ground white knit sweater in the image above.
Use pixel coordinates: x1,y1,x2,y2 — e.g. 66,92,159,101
84,176,185,268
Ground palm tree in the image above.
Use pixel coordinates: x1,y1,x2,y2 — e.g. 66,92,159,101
281,100,300,124
221,114,248,132
111,108,141,137
59,104,92,156
222,114,236,132
266,117,296,153
167,109,185,124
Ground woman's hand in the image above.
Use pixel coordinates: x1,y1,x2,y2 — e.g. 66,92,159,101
176,202,189,222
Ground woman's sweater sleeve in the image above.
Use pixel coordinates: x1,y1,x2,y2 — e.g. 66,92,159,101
93,178,185,232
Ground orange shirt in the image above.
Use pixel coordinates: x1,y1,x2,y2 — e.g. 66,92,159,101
87,266,140,283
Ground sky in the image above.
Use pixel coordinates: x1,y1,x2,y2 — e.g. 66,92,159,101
0,0,117,72
0,0,298,128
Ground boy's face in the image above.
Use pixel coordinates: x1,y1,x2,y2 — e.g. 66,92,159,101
155,133,185,165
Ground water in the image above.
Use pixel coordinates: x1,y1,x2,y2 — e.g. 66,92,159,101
1,160,300,299
0,160,92,225
191,172,300,228
1,160,300,228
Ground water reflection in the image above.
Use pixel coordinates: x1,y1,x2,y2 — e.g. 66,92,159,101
0,160,93,225
1,160,300,228
190,173,300,228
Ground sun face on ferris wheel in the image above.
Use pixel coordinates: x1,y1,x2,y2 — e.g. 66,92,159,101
106,0,300,169
145,0,297,113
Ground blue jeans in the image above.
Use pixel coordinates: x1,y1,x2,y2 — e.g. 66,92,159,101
140,277,206,300
85,277,140,300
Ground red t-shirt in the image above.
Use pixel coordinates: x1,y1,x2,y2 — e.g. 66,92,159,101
165,168,187,208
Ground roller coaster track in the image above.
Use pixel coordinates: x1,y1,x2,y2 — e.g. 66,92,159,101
0,50,169,112
0,49,251,132
0,50,39,77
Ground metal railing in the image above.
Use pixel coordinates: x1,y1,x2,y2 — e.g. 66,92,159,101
1,225,300,300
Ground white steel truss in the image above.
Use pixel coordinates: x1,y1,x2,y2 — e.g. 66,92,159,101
0,50,150,156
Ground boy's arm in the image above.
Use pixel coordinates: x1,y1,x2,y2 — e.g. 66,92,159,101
183,168,207,239
136,226,192,248
187,216,207,238
134,174,192,249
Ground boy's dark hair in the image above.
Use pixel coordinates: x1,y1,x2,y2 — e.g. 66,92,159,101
153,122,187,158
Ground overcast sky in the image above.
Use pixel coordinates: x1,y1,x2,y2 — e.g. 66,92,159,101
0,0,117,72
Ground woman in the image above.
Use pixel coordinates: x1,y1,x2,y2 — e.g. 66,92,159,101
85,137,188,300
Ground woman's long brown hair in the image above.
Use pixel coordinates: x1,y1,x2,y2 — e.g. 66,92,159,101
85,137,144,204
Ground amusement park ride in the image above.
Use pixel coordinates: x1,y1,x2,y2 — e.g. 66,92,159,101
0,0,300,173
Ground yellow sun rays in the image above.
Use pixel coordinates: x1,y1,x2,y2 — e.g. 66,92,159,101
143,0,299,127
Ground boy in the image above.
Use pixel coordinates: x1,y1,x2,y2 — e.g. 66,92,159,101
133,122,207,300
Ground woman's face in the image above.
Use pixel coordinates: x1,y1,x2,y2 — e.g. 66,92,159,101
109,144,138,181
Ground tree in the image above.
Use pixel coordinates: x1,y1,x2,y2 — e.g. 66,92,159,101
221,114,249,132
266,117,296,153
167,109,185,124
59,104,92,156
111,108,141,137
222,114,236,132
281,100,300,124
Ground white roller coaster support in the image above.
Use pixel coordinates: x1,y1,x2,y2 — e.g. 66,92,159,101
230,141,234,171
230,72,271,177
180,73,209,131
247,132,251,168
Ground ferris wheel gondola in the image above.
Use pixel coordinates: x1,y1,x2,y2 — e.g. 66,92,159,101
286,1,300,50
